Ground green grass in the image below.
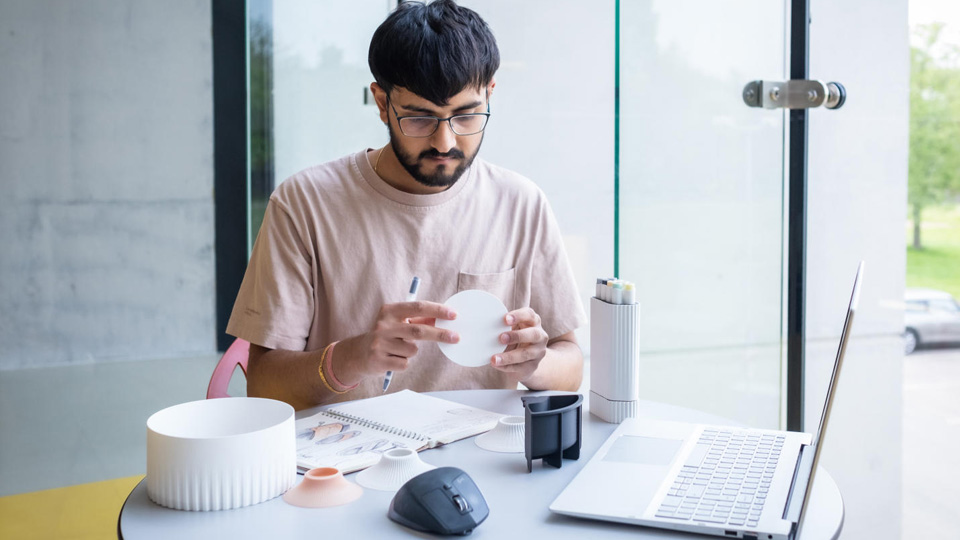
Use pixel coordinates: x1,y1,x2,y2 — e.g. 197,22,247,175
906,204,960,299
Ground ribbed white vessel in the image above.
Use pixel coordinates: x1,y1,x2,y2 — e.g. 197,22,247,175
146,397,297,511
475,415,525,453
356,448,435,491
589,391,639,423
589,297,641,423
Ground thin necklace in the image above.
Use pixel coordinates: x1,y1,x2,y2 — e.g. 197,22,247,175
374,147,384,176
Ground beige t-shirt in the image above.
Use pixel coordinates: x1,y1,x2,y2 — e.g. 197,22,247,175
227,149,587,403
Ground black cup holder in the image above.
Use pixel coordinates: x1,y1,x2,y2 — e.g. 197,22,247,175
521,393,583,472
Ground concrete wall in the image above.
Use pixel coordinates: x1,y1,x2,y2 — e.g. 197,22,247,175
0,0,216,369
805,1,908,539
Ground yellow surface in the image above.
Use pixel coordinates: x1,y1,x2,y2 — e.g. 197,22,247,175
0,475,144,540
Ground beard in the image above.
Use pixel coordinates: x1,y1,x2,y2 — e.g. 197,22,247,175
387,123,482,188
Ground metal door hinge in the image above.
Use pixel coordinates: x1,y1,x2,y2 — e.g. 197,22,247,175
743,80,846,110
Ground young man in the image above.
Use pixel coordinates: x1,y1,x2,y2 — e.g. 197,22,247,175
227,0,586,410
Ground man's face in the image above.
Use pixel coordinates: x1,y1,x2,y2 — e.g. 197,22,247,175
384,86,491,189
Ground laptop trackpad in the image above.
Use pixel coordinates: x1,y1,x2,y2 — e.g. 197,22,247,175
603,435,683,466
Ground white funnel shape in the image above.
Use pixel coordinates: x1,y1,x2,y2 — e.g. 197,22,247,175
475,415,525,453
356,448,436,492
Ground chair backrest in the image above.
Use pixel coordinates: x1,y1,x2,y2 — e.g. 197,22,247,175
206,338,250,399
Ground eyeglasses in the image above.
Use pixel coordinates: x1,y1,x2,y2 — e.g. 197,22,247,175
389,99,491,138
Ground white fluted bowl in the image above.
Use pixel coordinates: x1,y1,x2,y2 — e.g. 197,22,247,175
475,415,525,453
355,448,435,491
146,397,297,511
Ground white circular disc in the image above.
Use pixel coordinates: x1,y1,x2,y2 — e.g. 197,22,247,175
436,290,509,367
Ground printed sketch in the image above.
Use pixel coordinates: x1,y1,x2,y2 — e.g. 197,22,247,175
296,417,415,472
337,439,406,456
297,421,361,445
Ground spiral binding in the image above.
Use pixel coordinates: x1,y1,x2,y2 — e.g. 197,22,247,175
324,410,429,443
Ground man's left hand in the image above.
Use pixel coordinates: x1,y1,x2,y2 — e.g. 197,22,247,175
491,307,549,381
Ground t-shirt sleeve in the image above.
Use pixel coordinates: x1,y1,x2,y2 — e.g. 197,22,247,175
530,197,588,340
225,198,315,351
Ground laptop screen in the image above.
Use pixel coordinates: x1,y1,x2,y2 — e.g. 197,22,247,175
795,261,864,531
811,261,863,450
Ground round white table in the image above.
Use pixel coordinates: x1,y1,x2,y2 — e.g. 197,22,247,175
119,390,843,539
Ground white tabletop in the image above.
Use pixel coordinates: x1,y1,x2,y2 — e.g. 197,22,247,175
119,390,843,539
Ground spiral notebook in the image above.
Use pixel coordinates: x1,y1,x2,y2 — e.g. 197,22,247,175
295,390,503,473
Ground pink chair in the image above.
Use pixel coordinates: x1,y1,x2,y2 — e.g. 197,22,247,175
206,338,250,399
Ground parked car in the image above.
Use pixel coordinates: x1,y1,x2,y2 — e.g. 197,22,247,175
904,288,960,354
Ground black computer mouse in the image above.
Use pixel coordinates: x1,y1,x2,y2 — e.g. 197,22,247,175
388,467,489,536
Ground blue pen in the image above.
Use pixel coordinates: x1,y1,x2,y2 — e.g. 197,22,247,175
383,276,420,393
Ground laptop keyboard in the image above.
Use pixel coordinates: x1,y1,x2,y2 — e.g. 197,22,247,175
654,428,784,528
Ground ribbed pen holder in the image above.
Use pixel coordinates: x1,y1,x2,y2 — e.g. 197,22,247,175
589,297,640,423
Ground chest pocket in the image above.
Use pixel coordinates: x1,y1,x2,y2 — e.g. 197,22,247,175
457,268,517,312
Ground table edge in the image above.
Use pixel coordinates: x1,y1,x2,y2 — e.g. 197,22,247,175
119,389,845,539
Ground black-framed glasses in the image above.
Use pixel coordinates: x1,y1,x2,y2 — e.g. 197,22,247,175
389,100,491,138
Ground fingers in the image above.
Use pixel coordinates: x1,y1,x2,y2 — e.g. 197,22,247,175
361,301,460,378
370,322,456,371
493,344,545,368
490,359,536,374
383,301,457,322
493,307,548,373
379,354,412,372
490,347,544,380
498,326,548,347
374,334,419,358
504,307,540,328
365,320,458,375
367,336,417,372
387,322,458,344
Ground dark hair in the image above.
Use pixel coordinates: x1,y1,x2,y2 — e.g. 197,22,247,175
368,0,499,106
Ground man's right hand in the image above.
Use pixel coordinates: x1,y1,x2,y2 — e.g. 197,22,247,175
331,301,459,386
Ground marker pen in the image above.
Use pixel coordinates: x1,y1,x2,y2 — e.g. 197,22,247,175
611,281,624,304
604,277,616,303
607,278,619,303
623,282,636,304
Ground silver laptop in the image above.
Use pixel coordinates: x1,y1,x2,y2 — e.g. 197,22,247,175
551,262,863,540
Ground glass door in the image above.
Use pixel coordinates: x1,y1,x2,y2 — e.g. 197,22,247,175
248,0,616,344
618,1,789,429
243,0,789,429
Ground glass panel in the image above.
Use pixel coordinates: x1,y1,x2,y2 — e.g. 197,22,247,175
618,0,788,428
244,2,785,427
248,0,274,251
246,0,612,346
247,0,392,248
272,0,391,183
459,0,616,348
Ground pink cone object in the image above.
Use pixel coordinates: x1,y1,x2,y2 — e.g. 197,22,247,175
356,448,435,491
282,467,363,508
475,415,525,453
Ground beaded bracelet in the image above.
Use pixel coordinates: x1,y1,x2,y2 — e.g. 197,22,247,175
317,341,358,394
